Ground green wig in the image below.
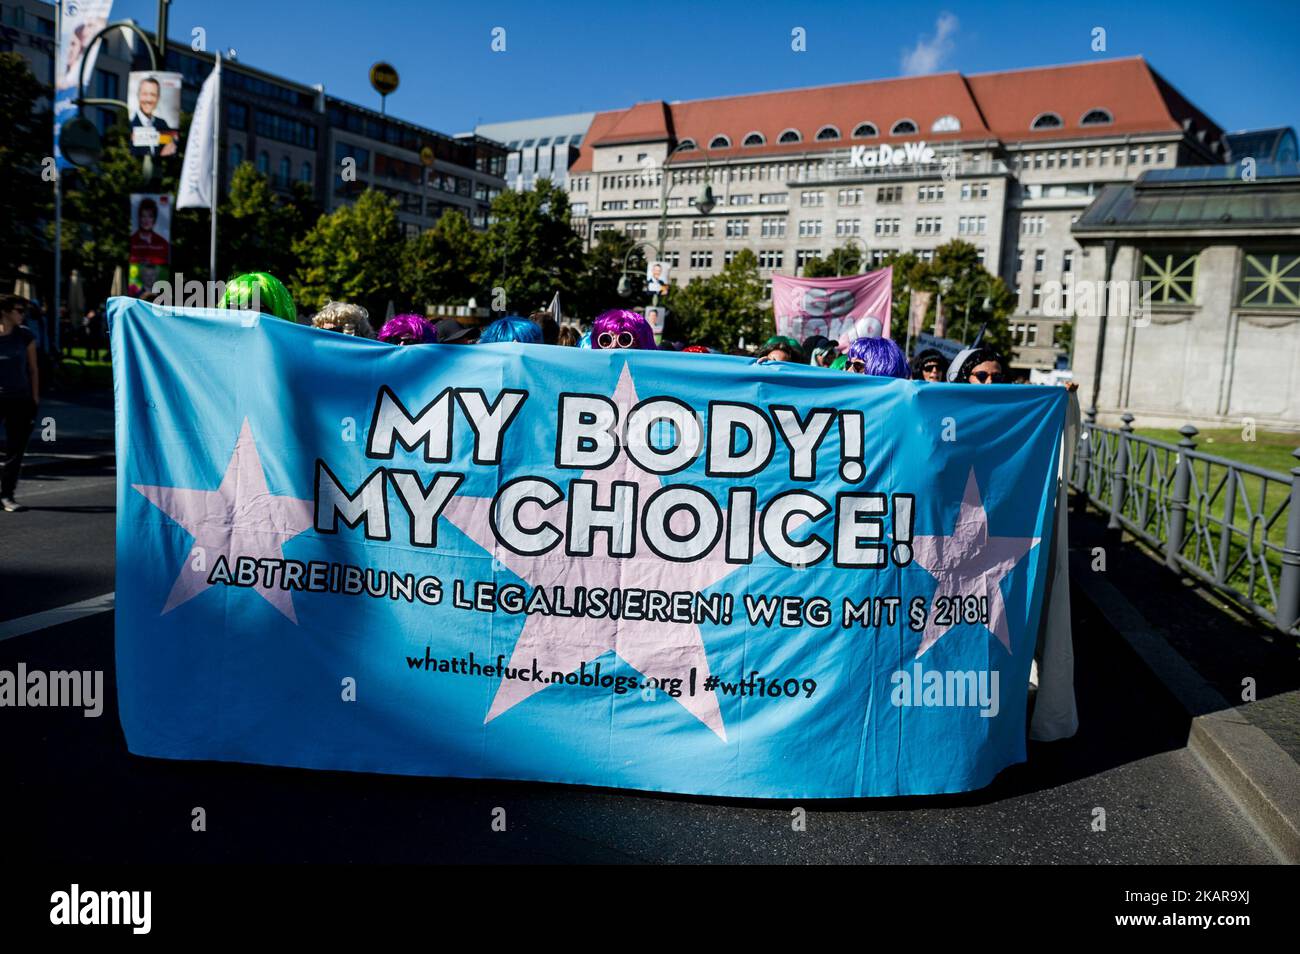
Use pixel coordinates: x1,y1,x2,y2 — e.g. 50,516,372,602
829,354,849,371
219,272,297,323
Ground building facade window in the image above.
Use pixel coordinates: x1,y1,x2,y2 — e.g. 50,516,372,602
835,218,861,236
852,122,879,138
725,219,750,237
837,188,863,205
1238,253,1300,307
1140,252,1199,304
690,251,713,268
758,250,784,268
760,218,786,238
890,119,918,135
800,190,825,207
874,217,901,236
798,219,824,237
877,185,903,203
915,216,942,236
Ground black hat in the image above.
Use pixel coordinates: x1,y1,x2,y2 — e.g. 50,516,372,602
435,318,478,343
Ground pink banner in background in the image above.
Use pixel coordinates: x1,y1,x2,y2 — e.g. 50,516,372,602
772,267,893,348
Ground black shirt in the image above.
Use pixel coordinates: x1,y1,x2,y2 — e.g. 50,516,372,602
0,326,35,397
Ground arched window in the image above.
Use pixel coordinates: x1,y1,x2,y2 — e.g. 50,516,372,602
742,131,765,147
890,119,918,135
777,128,802,144
1080,108,1113,126
852,122,879,138
300,160,313,182
256,151,269,175
229,143,243,169
709,134,731,149
278,156,290,183
931,114,961,133
1031,112,1063,130
676,138,698,151
815,125,841,141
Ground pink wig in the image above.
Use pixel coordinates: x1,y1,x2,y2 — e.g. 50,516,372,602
592,309,657,350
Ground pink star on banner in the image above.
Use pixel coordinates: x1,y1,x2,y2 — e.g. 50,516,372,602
910,469,1040,658
442,365,737,741
133,418,315,622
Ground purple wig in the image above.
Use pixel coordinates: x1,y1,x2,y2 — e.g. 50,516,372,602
377,313,437,345
592,309,657,350
846,336,909,378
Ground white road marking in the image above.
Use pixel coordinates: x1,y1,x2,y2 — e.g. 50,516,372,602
0,592,115,642
13,475,117,499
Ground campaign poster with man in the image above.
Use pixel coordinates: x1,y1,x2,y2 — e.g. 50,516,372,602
129,71,183,158
646,261,670,294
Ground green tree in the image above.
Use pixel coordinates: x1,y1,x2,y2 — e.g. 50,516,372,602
572,230,646,321
291,188,402,318
886,241,1015,357
0,53,52,290
801,243,864,278
401,209,487,310
668,249,771,349
481,178,582,314
59,122,149,304
219,163,321,281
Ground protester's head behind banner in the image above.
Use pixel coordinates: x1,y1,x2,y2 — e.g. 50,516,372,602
771,267,893,350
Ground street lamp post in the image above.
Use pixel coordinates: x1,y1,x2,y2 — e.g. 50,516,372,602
962,274,996,346
837,236,867,276
616,242,658,299
653,141,715,308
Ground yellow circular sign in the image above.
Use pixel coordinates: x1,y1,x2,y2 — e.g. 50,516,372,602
420,146,435,167
369,62,399,95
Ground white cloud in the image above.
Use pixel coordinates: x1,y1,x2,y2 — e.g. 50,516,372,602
901,13,959,76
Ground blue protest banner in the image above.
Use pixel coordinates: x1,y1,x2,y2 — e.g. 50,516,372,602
111,298,1065,798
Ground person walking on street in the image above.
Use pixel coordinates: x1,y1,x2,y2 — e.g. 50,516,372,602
0,294,40,512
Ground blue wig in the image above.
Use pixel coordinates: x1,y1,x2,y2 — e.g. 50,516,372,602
478,316,542,345
846,336,909,378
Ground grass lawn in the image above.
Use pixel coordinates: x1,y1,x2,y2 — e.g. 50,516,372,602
1135,427,1299,477
52,347,113,390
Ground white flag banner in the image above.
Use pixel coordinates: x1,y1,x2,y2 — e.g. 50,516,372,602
177,57,221,210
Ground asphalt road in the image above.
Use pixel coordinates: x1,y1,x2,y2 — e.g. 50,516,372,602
0,463,1280,863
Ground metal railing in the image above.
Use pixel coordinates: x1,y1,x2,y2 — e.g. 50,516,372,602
1070,410,1300,639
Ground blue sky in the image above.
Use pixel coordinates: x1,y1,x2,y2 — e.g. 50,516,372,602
106,0,1299,136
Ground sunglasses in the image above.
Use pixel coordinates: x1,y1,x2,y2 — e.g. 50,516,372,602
847,359,866,373
597,331,636,349
922,362,942,373
971,370,1006,383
